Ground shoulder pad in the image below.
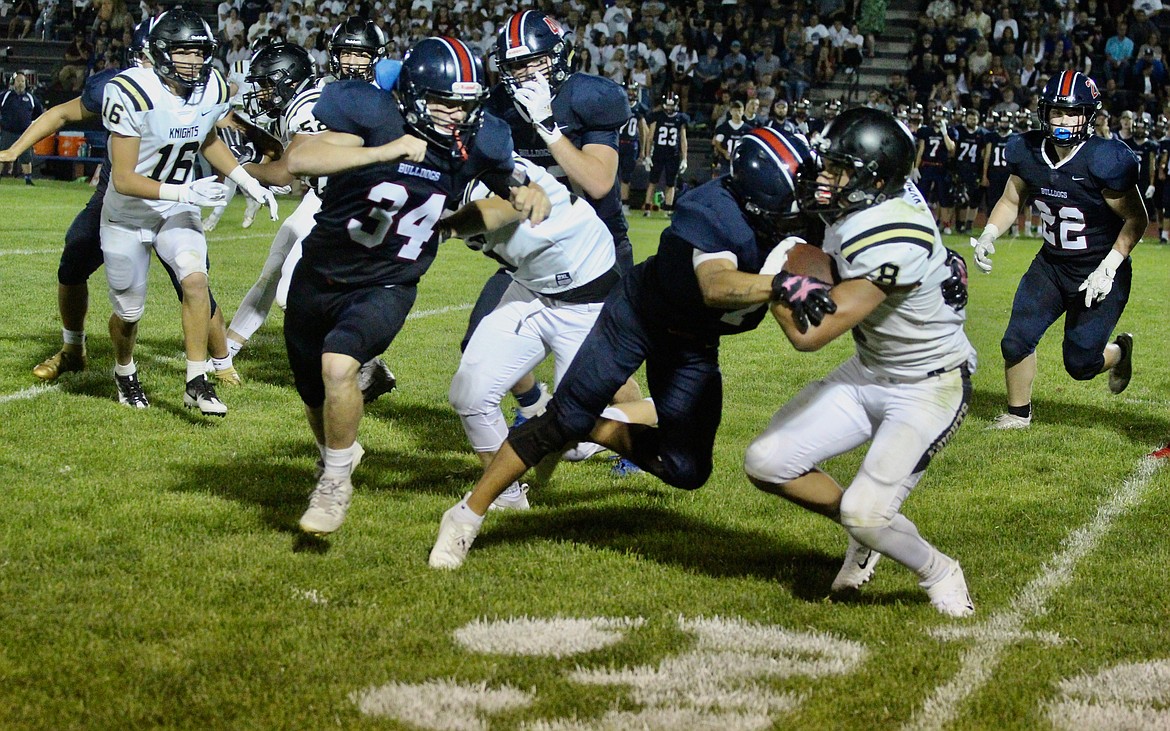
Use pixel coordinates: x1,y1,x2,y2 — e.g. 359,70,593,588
1005,131,1034,164
82,67,119,114
472,113,517,168
670,180,755,256
835,199,936,286
1090,138,1140,191
561,74,630,131
313,80,385,136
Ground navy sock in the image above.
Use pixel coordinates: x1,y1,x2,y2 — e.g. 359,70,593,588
515,382,543,408
1008,403,1031,419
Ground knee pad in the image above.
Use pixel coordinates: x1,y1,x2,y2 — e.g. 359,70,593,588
838,472,902,530
1000,332,1032,367
109,285,147,323
510,408,576,467
172,249,208,281
447,367,501,416
1064,349,1103,381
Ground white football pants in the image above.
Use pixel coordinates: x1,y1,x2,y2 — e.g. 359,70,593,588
101,207,206,323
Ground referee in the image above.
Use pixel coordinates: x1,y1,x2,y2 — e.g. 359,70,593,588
1,73,43,185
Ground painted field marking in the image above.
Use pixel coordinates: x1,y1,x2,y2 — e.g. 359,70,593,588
0,249,57,256
903,456,1165,731
0,383,60,404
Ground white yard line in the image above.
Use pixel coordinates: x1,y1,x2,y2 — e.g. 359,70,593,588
0,249,57,256
0,383,60,404
903,456,1165,731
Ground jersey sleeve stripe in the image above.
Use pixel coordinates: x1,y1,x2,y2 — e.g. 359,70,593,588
841,224,936,262
110,76,151,111
214,70,229,104
285,91,320,126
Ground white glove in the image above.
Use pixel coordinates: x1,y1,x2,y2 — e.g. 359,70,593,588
513,72,561,144
679,158,688,175
1145,184,1155,198
759,236,806,275
1078,249,1125,307
909,167,922,183
642,156,652,171
970,222,1000,274
269,184,293,195
159,176,227,207
229,166,279,221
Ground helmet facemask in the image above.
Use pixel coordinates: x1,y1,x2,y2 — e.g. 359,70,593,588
1039,103,1095,146
150,41,215,95
798,149,881,224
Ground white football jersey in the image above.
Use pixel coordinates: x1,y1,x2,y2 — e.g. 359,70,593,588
824,182,975,380
102,66,232,222
228,59,250,109
464,157,616,296
275,77,329,192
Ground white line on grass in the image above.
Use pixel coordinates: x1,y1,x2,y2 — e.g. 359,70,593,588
0,383,60,404
0,249,57,256
903,456,1165,731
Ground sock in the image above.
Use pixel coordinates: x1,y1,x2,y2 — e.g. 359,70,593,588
1008,403,1031,419
24,174,31,182
499,481,523,499
211,354,233,371
514,381,543,408
917,549,953,586
62,328,86,351
322,444,357,479
455,498,486,525
226,338,244,357
113,360,137,377
186,360,206,383
317,442,327,462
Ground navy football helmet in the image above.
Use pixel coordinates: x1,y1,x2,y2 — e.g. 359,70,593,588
125,19,150,68
145,9,218,95
1038,70,1101,146
798,106,915,222
398,37,488,159
496,10,574,95
328,17,387,81
626,82,640,106
244,43,315,121
727,127,813,244
824,98,843,118
663,93,679,113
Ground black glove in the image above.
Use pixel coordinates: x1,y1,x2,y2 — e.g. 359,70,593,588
771,271,837,332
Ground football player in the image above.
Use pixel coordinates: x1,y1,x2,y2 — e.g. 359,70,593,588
282,36,551,536
642,93,689,216
445,155,639,510
914,105,956,233
747,107,977,618
972,71,1146,429
99,9,278,414
617,82,649,213
711,100,752,179
429,129,836,570
0,22,237,387
1157,115,1170,243
980,110,1013,227
1125,116,1158,222
325,16,386,82
952,108,985,235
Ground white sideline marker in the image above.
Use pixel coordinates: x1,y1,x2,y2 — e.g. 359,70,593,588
903,456,1165,731
0,383,59,404
0,249,57,256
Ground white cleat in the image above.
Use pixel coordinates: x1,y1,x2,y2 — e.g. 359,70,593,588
562,441,608,462
923,560,975,618
299,475,354,535
203,206,225,231
314,442,365,480
988,412,1031,430
242,197,262,228
183,374,227,417
831,536,882,592
429,504,481,569
466,482,530,511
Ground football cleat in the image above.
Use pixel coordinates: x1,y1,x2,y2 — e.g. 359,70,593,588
183,374,227,417
610,456,642,477
299,474,354,535
429,503,481,569
562,441,607,462
212,365,243,387
114,371,150,408
466,482,529,511
1108,333,1133,395
358,358,396,403
313,442,365,480
203,207,224,231
512,381,551,427
923,560,975,617
831,536,882,592
242,197,262,228
988,412,1031,430
33,349,86,381
1149,443,1170,460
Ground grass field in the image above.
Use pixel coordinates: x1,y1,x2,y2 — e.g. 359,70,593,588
2,179,1169,731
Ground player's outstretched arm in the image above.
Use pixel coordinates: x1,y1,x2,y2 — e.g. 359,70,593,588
244,131,312,187
285,130,427,177
0,97,90,163
771,277,886,351
694,257,777,309
218,109,284,161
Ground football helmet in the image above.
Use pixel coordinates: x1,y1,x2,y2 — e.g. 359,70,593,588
125,19,150,68
1015,108,1033,130
727,127,813,244
398,37,488,159
328,17,387,81
496,10,573,95
1133,116,1149,140
145,9,218,95
824,98,842,118
663,93,679,113
794,98,811,116
250,35,277,54
993,109,1012,131
1155,115,1169,136
627,82,640,106
244,43,315,121
1038,70,1101,146
798,106,916,222
908,103,924,122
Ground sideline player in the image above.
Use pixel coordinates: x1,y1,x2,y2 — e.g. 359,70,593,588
100,9,277,413
642,93,689,216
972,71,1146,429
446,156,638,510
1,21,240,386
915,106,956,233
745,107,977,618
618,82,649,213
429,129,836,570
282,37,551,536
980,110,1013,232
952,108,985,234
711,100,752,179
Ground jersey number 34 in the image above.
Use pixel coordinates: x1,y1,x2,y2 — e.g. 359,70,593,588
347,181,446,260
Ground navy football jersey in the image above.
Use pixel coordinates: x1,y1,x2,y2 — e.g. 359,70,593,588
917,125,954,164
953,125,985,169
637,178,774,337
1159,138,1170,177
649,110,689,159
983,130,1013,176
713,119,753,161
81,67,120,194
486,72,630,244
1125,137,1158,189
302,81,515,287
1007,131,1140,259
620,102,647,154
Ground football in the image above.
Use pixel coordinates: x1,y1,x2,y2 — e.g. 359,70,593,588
782,243,835,283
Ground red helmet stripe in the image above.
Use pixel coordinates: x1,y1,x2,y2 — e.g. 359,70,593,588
752,127,800,177
508,11,526,50
441,36,474,84
1059,70,1074,97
